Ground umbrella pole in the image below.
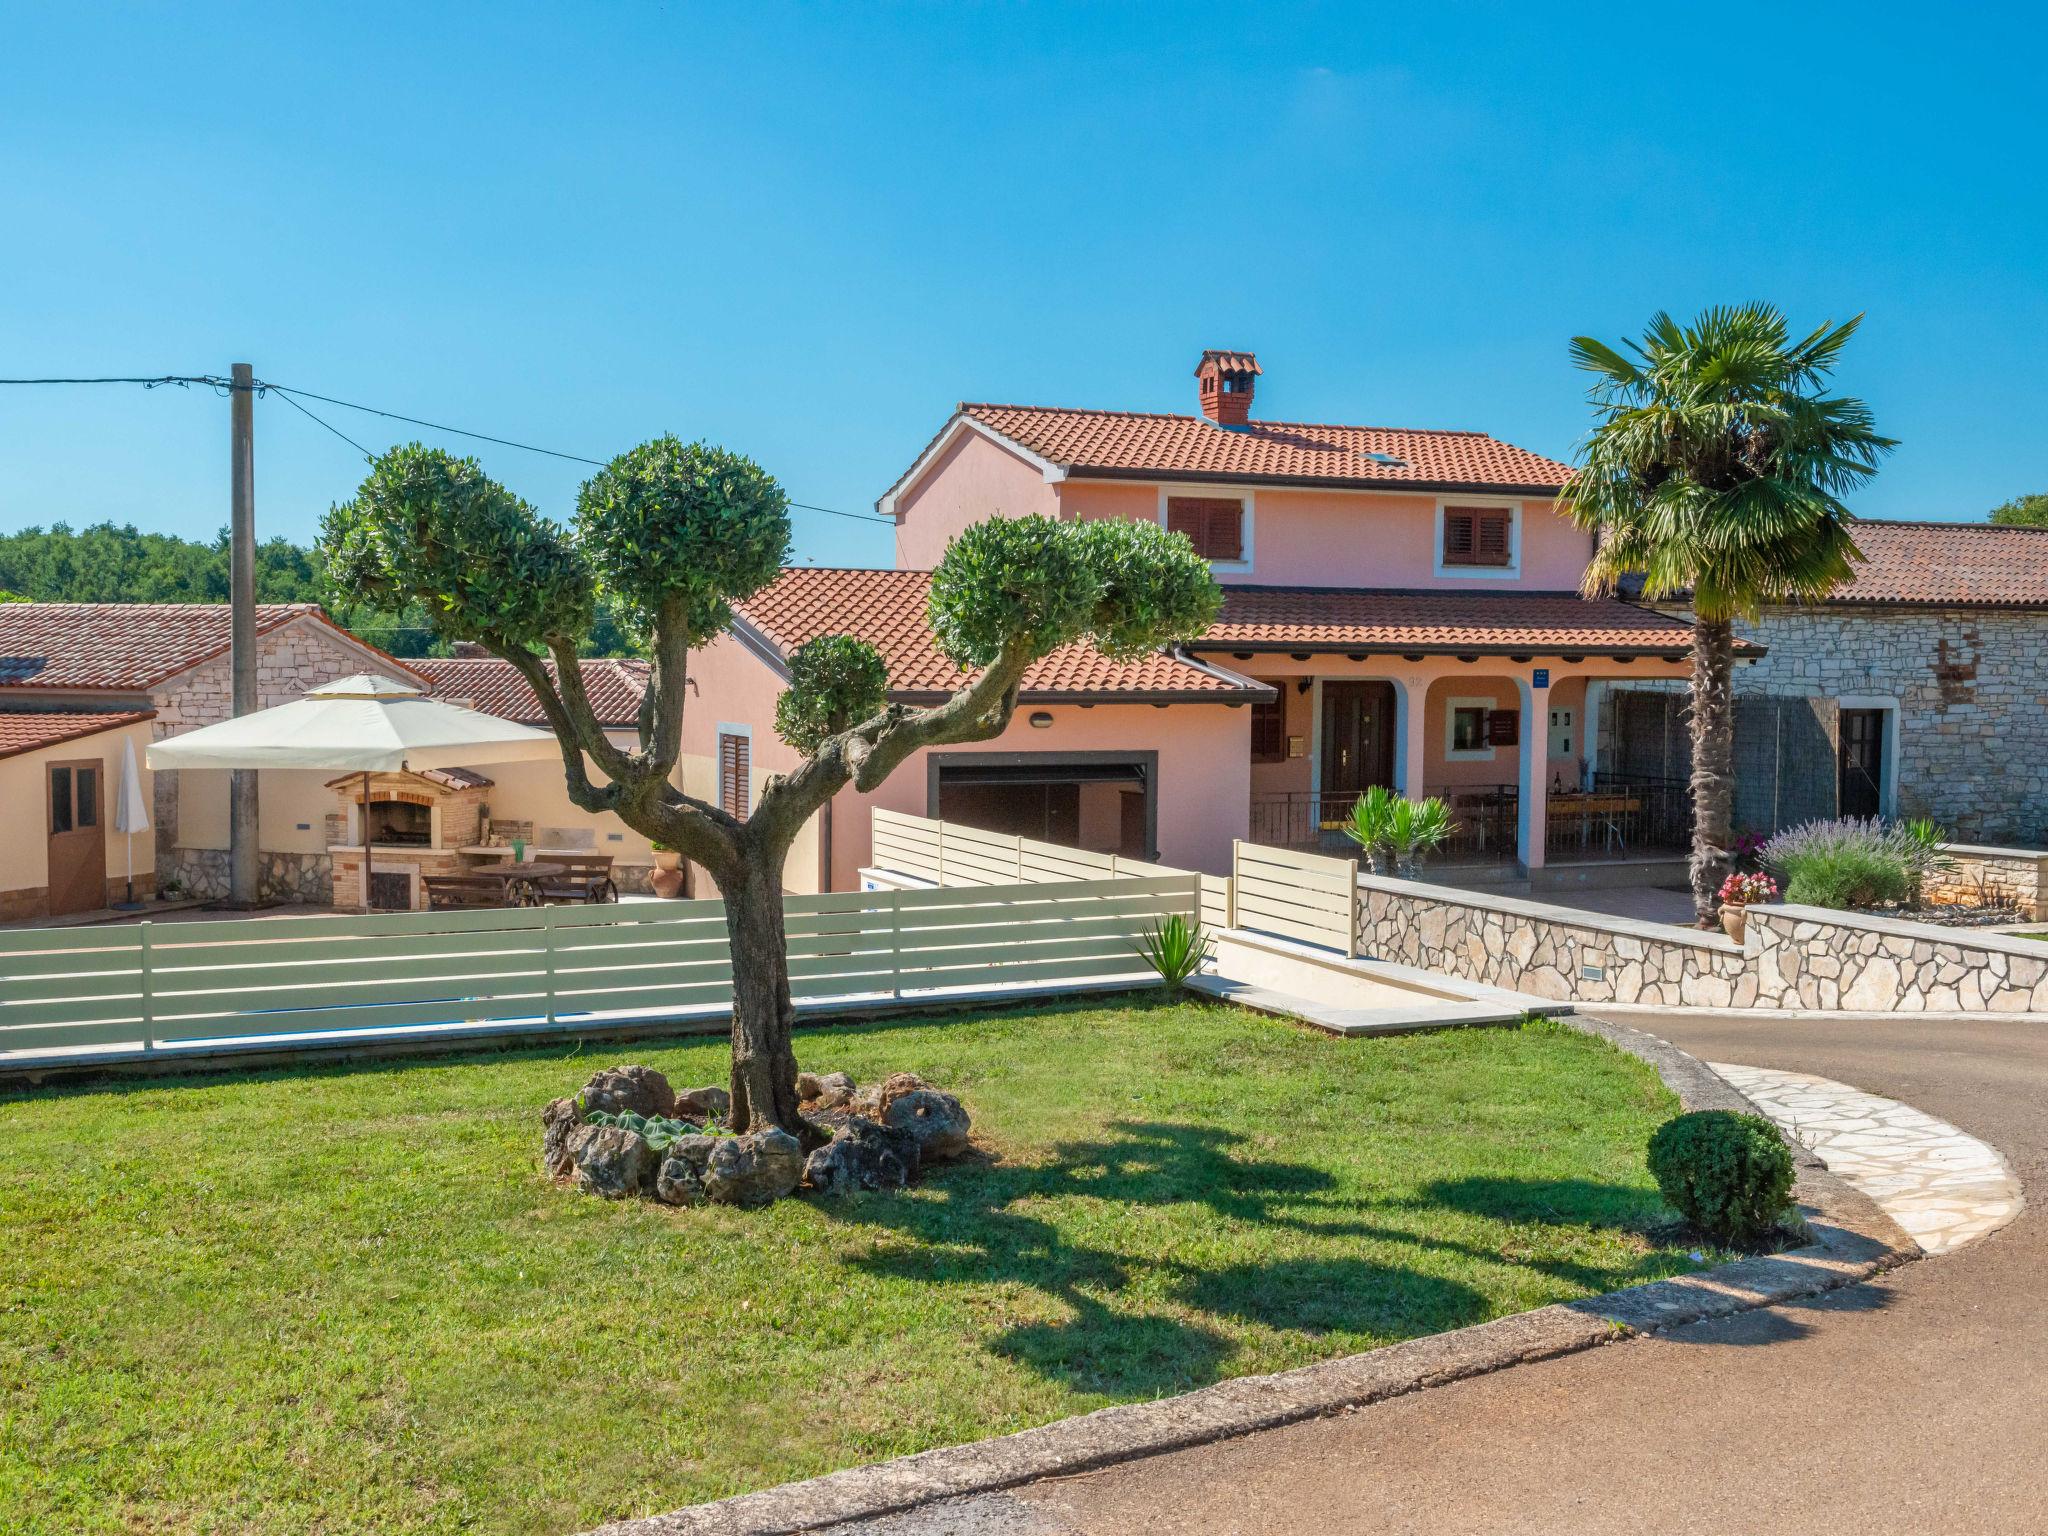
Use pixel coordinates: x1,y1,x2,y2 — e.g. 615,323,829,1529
361,771,374,914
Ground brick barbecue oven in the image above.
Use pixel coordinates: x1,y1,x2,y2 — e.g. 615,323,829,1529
326,767,492,910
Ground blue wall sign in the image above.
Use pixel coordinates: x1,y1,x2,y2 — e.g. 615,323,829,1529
1532,667,1550,688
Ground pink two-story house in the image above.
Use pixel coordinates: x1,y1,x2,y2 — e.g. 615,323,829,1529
684,352,1718,892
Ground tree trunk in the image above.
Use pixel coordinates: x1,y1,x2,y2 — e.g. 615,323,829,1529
722,857,802,1134
1688,616,1737,926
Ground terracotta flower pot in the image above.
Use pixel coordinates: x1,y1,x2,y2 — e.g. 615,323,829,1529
650,849,686,899
1719,904,1748,944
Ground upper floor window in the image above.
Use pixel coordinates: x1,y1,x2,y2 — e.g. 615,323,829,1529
1166,495,1247,564
1440,503,1515,571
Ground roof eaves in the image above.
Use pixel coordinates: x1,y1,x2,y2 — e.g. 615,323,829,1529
1065,465,1567,497
0,708,156,762
876,410,1071,518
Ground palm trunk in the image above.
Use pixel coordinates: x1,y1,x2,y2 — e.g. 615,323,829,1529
1688,615,1736,926
722,857,802,1135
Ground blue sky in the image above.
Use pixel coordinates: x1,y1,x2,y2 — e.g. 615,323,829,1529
3,2,2042,568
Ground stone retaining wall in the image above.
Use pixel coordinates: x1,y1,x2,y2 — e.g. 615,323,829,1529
1747,905,2048,1013
1356,875,2047,1013
1357,876,1753,1007
1925,844,2048,921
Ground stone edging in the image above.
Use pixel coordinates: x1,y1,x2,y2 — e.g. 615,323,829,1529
589,1018,1917,1536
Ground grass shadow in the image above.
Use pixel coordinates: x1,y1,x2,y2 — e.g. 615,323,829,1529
813,1119,1487,1397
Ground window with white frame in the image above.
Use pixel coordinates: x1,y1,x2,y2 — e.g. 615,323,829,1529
1160,488,1252,567
1436,500,1519,577
1446,698,1496,761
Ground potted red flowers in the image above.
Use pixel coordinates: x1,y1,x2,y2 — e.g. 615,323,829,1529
1716,870,1778,943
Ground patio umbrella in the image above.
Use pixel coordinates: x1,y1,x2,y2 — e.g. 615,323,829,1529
148,673,561,910
112,735,151,910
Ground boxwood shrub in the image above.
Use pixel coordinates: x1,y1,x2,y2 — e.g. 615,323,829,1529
1647,1110,1796,1246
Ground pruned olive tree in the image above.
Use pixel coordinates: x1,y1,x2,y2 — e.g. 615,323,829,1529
320,438,1222,1133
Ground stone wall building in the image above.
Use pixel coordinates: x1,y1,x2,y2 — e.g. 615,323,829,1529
1607,521,2048,845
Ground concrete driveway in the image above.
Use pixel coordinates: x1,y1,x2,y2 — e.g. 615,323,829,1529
1002,1011,2047,1535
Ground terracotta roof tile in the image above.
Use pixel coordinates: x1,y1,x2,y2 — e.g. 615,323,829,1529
733,568,1259,700
957,404,1572,493
411,657,652,726
0,709,154,761
0,603,409,692
1198,587,1716,655
1829,521,2048,607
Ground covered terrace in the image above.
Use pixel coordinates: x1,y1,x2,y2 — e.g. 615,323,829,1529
1188,588,1757,875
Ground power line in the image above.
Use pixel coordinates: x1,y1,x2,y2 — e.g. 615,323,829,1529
1,369,898,527
257,380,610,467
267,387,373,460
0,373,234,390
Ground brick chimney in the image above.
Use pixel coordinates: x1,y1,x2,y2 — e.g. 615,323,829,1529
1195,350,1261,428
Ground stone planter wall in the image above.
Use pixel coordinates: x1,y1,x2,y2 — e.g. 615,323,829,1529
1355,875,2048,1014
1355,875,1753,1007
1924,845,2048,921
1746,904,2048,1013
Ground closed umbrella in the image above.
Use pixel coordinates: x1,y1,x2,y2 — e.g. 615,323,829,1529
112,735,151,910
148,673,561,910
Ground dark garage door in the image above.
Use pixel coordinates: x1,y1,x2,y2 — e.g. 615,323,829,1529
932,758,1152,858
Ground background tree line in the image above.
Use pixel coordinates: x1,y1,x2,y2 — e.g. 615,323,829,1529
0,520,641,656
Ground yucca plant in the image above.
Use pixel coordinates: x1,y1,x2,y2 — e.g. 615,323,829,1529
1136,913,1213,991
1387,795,1458,878
1343,785,1401,874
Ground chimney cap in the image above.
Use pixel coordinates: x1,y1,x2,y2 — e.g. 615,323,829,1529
1195,350,1262,378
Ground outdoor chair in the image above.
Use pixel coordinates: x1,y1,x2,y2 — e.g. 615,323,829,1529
533,853,619,905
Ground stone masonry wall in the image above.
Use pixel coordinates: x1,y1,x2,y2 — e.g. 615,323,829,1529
1355,875,2047,1014
1655,602,2048,843
1356,876,1754,1007
1747,905,2048,1014
150,617,400,902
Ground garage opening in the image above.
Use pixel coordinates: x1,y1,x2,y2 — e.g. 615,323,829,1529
930,754,1154,859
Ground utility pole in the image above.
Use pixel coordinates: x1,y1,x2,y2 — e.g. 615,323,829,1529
228,362,260,907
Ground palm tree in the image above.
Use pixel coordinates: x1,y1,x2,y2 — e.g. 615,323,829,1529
1559,305,1894,926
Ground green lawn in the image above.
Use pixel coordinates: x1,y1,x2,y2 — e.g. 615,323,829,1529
2,998,1698,1536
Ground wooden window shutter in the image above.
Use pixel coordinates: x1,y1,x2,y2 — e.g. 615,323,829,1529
1486,708,1519,746
1250,692,1286,762
719,732,751,819
1442,507,1476,563
1166,496,1243,561
1444,505,1512,567
1476,509,1511,566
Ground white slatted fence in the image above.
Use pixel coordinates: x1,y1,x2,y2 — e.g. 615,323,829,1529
871,809,1232,931
1229,841,1359,955
0,874,1197,1069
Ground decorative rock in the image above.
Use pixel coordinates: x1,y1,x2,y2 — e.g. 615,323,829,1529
568,1124,654,1199
703,1129,805,1207
851,1072,929,1118
880,1088,971,1162
541,1096,583,1179
805,1118,921,1196
577,1065,677,1119
675,1085,731,1123
655,1135,720,1206
797,1070,856,1110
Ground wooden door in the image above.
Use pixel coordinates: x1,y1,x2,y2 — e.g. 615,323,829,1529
46,758,106,916
1320,682,1396,801
1839,709,1886,819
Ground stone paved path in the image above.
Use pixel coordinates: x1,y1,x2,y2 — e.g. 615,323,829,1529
1711,1060,2023,1254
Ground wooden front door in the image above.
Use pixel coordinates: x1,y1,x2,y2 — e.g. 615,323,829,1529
46,758,106,916
1839,709,1886,819
1320,682,1396,803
